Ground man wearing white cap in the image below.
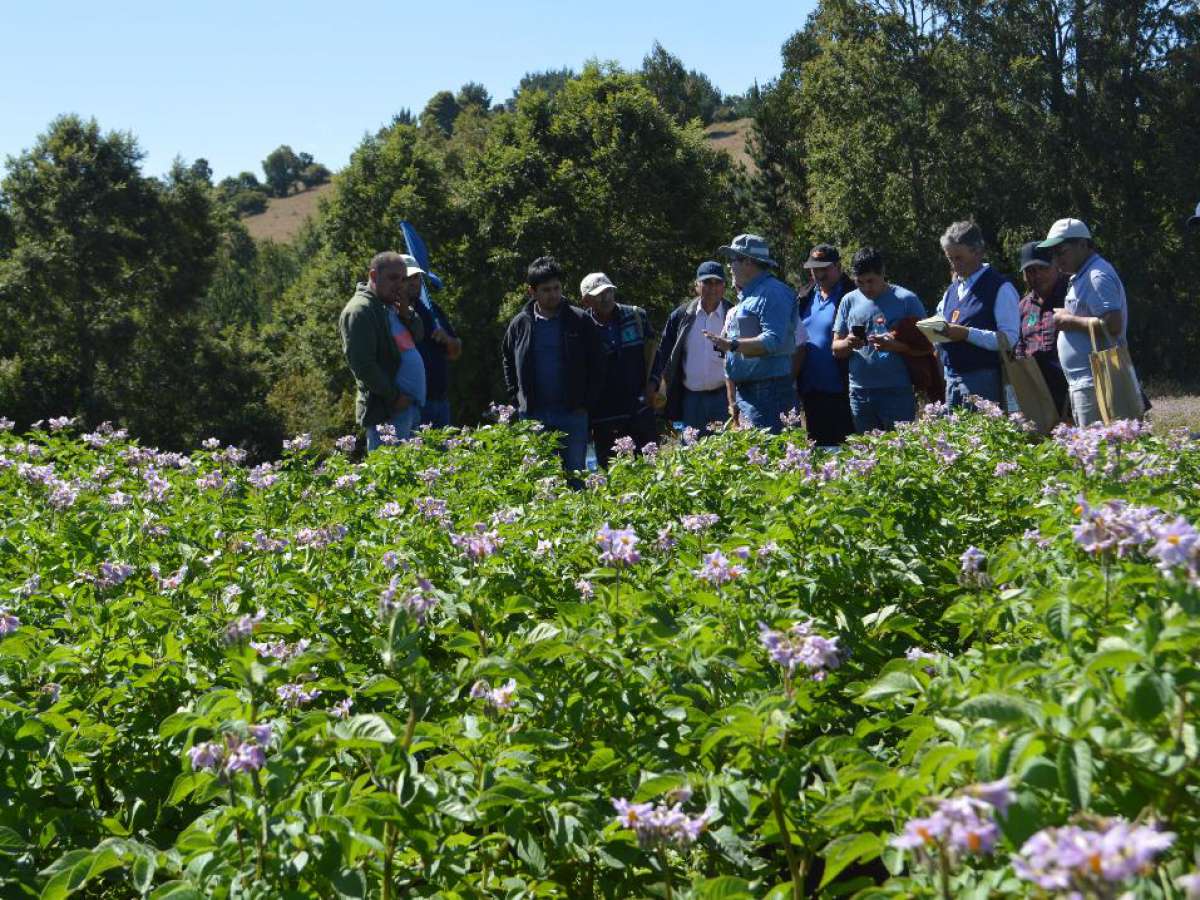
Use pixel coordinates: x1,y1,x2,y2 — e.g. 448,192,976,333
400,253,462,428
579,272,658,467
1038,218,1135,425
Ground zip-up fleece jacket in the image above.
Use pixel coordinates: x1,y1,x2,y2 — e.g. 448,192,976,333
501,301,605,414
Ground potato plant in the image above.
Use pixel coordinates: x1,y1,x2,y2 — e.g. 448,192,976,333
0,409,1197,899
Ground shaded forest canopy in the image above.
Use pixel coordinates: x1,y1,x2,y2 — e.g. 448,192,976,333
1,11,1198,456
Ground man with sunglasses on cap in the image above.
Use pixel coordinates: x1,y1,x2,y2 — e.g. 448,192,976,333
797,243,856,445
399,253,462,428
1012,242,1069,418
648,261,734,434
704,234,797,434
1038,218,1136,426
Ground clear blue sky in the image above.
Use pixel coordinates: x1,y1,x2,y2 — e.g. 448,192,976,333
2,0,813,182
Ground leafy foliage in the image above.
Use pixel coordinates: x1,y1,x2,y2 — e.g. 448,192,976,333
0,410,1197,897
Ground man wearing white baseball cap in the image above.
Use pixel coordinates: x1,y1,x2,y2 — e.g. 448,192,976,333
578,272,658,467
1037,218,1136,425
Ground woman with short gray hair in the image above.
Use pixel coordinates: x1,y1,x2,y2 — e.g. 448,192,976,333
935,219,1020,406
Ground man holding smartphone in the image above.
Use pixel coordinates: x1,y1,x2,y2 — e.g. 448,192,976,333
704,234,797,434
831,247,926,432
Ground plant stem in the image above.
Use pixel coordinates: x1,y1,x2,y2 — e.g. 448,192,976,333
936,845,952,900
657,845,673,900
771,784,803,900
382,822,396,900
402,702,418,751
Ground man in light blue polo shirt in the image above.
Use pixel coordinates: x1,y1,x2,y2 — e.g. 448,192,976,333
1038,218,1137,426
702,233,796,434
832,247,926,432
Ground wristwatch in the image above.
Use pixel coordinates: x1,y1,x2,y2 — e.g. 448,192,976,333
729,338,740,353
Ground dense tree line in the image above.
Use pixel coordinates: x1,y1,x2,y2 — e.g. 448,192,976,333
1,11,1197,452
749,0,1200,380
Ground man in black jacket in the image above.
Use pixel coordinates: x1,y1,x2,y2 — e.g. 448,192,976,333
501,256,604,472
647,261,733,434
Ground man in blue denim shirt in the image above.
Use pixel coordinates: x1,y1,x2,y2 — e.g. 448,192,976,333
704,234,797,434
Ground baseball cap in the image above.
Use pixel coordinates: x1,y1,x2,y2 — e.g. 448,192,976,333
1188,201,1200,228
802,244,841,268
695,260,725,281
718,233,778,267
1037,218,1092,248
580,273,616,297
1018,241,1053,271
399,253,426,276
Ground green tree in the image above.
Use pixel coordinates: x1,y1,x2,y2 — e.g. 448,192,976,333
505,68,575,109
0,116,281,451
455,81,492,112
421,90,461,136
640,41,723,125
262,144,301,197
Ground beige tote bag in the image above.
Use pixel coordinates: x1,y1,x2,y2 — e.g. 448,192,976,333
1087,319,1144,423
997,333,1059,435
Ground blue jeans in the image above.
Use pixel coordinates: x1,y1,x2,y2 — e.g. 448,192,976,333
420,399,451,428
945,368,1001,407
680,388,729,434
366,404,421,452
849,386,916,433
734,376,796,435
527,407,589,472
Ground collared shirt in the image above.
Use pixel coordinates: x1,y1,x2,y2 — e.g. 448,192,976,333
1057,253,1129,386
723,271,796,384
799,281,846,394
935,263,1020,350
1014,275,1068,361
683,301,728,392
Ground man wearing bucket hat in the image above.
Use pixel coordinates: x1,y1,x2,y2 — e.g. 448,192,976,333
703,234,797,434
1037,218,1134,426
648,261,734,434
1012,242,1069,417
579,272,658,467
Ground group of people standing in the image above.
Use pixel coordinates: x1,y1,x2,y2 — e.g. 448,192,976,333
340,214,1145,468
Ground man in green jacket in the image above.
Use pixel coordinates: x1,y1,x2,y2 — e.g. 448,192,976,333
338,251,424,451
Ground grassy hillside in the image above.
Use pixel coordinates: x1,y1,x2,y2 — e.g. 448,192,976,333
242,182,333,242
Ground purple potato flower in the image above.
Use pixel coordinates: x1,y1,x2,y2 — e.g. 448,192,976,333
612,797,710,849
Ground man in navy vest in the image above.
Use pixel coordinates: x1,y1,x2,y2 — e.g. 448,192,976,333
936,220,1020,406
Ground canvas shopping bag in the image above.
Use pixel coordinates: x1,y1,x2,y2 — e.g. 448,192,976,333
996,333,1059,435
1087,319,1145,423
